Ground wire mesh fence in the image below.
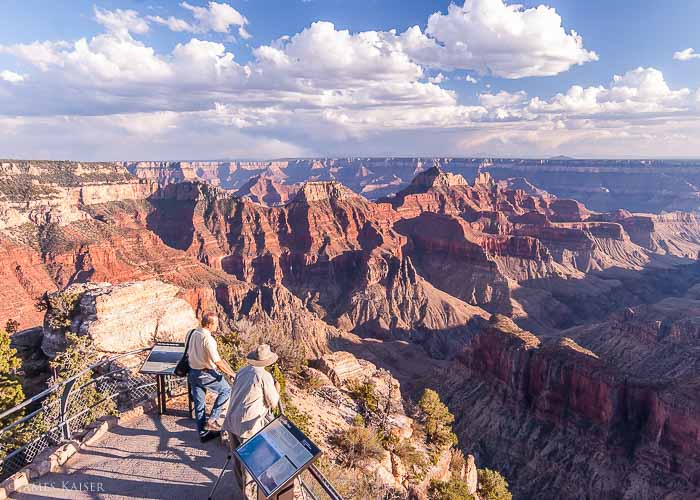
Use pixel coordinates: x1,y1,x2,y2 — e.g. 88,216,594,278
0,348,185,481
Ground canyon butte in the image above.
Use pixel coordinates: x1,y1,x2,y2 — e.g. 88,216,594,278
1,158,699,499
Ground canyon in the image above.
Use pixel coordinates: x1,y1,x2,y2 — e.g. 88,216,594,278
2,159,700,498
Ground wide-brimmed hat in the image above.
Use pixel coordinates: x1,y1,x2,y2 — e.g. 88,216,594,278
246,344,279,367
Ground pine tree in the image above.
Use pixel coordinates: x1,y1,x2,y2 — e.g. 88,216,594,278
478,468,512,500
419,389,458,449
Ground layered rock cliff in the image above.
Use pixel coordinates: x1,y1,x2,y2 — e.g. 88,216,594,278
446,311,700,499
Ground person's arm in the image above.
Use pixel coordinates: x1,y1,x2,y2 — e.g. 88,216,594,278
215,359,236,379
205,337,237,378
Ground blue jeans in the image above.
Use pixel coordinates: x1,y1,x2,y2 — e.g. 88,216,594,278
188,368,231,435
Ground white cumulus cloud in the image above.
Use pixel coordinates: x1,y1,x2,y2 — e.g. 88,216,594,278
528,67,691,117
397,0,598,78
673,48,700,61
0,70,25,83
94,7,149,39
429,73,446,84
149,1,251,39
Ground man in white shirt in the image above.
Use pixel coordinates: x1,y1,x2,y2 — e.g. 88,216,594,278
223,344,281,499
187,312,236,442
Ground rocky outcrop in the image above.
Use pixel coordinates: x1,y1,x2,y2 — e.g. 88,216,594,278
314,351,365,385
289,350,458,497
41,280,198,356
234,174,299,206
614,211,700,258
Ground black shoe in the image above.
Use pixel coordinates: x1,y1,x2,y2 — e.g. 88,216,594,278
199,430,221,443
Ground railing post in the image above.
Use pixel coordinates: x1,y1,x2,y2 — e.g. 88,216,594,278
59,379,77,441
308,464,343,500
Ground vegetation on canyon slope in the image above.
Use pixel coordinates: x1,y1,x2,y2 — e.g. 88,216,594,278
0,328,25,460
477,468,512,500
420,389,458,450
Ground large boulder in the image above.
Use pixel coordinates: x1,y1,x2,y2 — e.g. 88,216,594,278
313,351,365,386
41,280,198,356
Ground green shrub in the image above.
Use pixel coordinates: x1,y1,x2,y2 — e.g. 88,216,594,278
419,389,457,449
394,439,428,481
268,364,287,399
40,334,117,433
330,424,385,468
376,428,400,450
352,414,366,427
347,380,379,415
478,468,512,500
429,478,474,500
36,290,82,330
314,459,404,500
217,329,245,371
0,329,25,459
257,357,312,436
283,403,312,436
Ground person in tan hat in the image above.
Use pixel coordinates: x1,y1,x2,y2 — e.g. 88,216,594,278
223,344,281,499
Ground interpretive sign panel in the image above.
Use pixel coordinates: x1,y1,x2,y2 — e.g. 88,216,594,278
139,342,185,375
235,416,322,498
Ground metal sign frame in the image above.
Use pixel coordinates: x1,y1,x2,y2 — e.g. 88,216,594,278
138,342,190,415
139,342,186,375
234,415,322,498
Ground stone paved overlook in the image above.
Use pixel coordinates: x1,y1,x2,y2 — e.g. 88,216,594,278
11,403,233,500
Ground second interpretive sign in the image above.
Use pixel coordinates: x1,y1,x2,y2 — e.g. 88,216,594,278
235,416,322,497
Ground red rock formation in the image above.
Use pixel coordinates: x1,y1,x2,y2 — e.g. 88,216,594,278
449,313,700,499
234,174,299,206
0,238,58,328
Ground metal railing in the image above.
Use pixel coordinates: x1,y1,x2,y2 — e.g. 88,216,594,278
0,348,182,480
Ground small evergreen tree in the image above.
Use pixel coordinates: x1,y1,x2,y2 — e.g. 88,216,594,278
429,478,474,500
39,334,116,435
0,328,26,459
419,389,458,449
478,468,512,500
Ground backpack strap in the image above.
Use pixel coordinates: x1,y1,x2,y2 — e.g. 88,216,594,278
184,329,195,354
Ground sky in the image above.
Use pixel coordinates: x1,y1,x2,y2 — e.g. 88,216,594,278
1,0,700,160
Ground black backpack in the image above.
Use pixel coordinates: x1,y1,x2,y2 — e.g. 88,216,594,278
174,329,195,377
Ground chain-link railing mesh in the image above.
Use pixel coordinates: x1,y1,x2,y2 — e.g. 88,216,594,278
0,349,185,481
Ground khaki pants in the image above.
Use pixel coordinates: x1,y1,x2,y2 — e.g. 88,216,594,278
230,434,257,500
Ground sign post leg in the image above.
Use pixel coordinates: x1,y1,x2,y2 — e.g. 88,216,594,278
156,375,168,415
187,378,194,418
